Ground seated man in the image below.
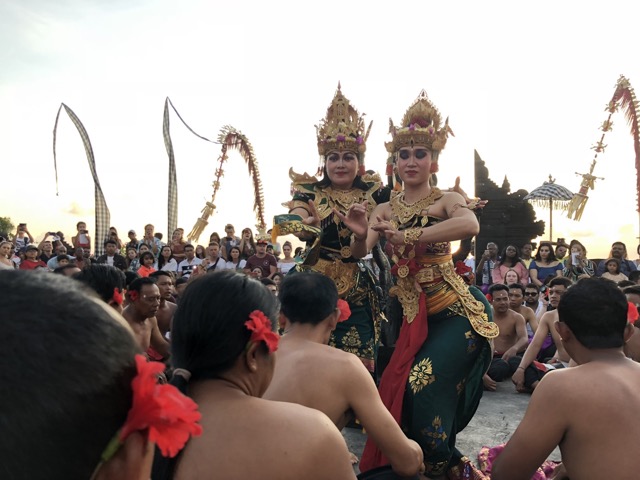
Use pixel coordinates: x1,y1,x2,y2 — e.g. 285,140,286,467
0,270,200,479
263,272,424,478
492,278,640,480
511,277,573,392
122,277,171,358
508,283,539,341
483,284,528,391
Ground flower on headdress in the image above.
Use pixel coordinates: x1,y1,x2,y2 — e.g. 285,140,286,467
356,136,364,145
129,290,139,302
428,127,435,134
118,355,202,458
245,310,279,353
337,299,351,322
336,134,346,142
408,123,416,131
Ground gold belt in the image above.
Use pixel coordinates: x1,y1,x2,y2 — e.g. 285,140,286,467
305,257,358,298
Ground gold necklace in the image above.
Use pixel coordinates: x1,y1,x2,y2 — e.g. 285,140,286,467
390,188,442,225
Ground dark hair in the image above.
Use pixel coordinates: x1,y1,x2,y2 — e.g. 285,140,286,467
124,270,140,288
498,245,523,267
53,264,81,275
154,233,163,241
103,239,117,248
184,244,195,251
534,241,557,262
0,271,138,478
158,245,174,270
618,280,636,288
629,271,640,283
488,283,509,296
208,241,220,248
624,285,640,296
140,251,155,264
279,272,338,325
73,264,126,304
150,270,174,281
558,277,628,348
175,277,189,287
171,271,278,381
56,254,70,262
76,221,86,228
549,276,573,289
272,272,284,282
508,283,525,295
128,276,157,294
259,278,276,288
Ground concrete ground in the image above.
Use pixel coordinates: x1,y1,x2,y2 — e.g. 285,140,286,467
343,380,560,475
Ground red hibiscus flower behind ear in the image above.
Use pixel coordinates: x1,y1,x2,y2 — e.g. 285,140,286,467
337,299,351,322
628,301,639,324
245,310,279,353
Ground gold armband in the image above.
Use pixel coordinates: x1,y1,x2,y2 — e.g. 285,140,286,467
403,228,423,245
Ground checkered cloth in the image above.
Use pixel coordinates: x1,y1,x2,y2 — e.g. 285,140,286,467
163,98,217,236
53,104,110,257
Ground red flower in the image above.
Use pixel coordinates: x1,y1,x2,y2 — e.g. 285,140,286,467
129,290,139,302
628,301,639,323
455,260,472,276
119,355,203,458
337,299,351,322
485,293,493,303
245,310,279,353
111,288,123,306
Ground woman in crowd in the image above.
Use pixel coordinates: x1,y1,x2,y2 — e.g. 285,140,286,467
277,240,296,274
0,241,15,270
224,245,247,271
562,239,595,282
168,271,356,479
208,231,222,247
280,85,390,374
158,245,179,273
195,245,206,260
492,245,529,286
170,228,188,263
503,268,521,285
340,90,497,479
71,221,91,252
529,242,563,287
238,228,256,260
108,226,123,250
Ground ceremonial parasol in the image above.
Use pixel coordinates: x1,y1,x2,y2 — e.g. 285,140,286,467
524,176,573,241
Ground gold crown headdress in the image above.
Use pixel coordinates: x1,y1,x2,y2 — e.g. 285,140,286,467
386,90,453,154
315,84,372,168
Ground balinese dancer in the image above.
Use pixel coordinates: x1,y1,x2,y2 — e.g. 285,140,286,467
341,90,499,479
275,84,390,374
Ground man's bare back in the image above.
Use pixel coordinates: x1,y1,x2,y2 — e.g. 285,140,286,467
155,301,177,338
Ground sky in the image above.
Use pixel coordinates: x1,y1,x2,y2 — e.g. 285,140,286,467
2,0,640,260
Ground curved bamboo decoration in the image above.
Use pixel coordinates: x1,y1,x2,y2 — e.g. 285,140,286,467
187,125,266,242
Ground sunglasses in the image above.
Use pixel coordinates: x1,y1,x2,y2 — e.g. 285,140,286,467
524,292,537,296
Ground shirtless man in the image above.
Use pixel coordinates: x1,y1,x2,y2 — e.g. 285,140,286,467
511,277,573,392
483,284,528,391
492,278,640,480
149,270,177,338
263,272,424,478
122,277,170,358
508,283,539,341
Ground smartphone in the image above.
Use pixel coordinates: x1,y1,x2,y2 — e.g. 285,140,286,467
571,252,579,264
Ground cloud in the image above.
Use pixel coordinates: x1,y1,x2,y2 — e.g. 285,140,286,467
63,201,92,216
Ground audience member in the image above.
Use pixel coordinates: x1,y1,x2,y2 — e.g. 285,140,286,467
272,272,284,290
523,282,546,320
203,241,224,272
19,245,47,270
554,238,569,265
53,264,81,276
174,277,189,301
0,271,199,479
601,257,628,283
95,239,127,271
259,277,278,295
277,240,296,274
0,240,16,270
47,243,74,270
177,244,202,279
263,272,424,477
520,242,534,268
37,239,55,263
502,268,520,285
108,226,123,250
238,227,256,260
244,238,277,279
170,228,188,263
483,284,528,391
476,241,499,292
224,245,246,271
562,239,595,281
136,251,158,278
140,224,162,257
73,246,91,270
126,246,140,272
126,229,140,251
529,242,563,287
14,223,34,251
158,245,178,273
221,224,240,261
169,270,357,479
492,245,529,286
512,277,573,392
596,241,637,277
194,245,206,260
71,221,91,252
508,283,539,341
492,278,640,480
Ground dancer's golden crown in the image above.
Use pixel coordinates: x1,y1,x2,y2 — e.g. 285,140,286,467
316,83,370,159
386,90,453,153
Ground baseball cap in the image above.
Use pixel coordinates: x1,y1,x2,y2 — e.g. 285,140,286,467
128,230,136,235
26,245,39,252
